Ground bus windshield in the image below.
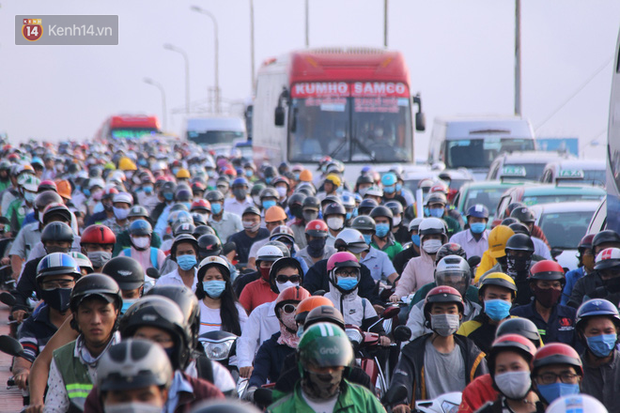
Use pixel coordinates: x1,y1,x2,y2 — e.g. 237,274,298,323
287,96,413,163
187,130,245,146
445,138,535,169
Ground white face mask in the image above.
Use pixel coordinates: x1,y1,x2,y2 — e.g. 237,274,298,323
104,402,163,413
422,239,442,254
430,313,460,337
131,236,150,249
494,371,531,400
326,217,344,231
277,281,299,293
393,216,402,227
276,186,287,198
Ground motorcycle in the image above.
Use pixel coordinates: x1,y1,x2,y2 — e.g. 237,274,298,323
197,330,247,397
0,334,30,406
416,392,462,413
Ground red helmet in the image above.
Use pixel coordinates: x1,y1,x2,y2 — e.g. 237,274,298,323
305,220,328,237
423,285,464,318
272,176,290,187
191,199,211,212
269,225,295,243
488,333,537,375
578,234,595,251
81,224,116,245
533,343,583,377
529,260,565,282
430,181,449,194
38,180,58,192
326,251,360,273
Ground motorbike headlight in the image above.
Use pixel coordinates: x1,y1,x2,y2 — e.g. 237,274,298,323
202,339,234,361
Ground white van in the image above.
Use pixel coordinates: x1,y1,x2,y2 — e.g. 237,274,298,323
185,117,247,155
428,117,536,180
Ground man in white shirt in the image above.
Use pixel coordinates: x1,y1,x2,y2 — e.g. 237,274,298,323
223,178,254,218
450,204,490,260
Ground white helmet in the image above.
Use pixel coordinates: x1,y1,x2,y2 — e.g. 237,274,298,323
257,245,285,262
435,256,471,296
408,217,424,232
334,228,368,254
365,186,384,197
418,217,447,236
546,395,607,413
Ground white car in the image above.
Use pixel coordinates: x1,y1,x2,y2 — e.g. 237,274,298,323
529,201,599,271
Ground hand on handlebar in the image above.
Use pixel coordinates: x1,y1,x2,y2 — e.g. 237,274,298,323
25,403,44,413
239,366,254,378
13,369,29,390
392,404,411,413
389,294,400,303
379,336,392,347
12,309,27,324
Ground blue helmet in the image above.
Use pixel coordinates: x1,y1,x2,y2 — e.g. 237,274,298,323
232,177,249,187
129,219,153,236
381,173,397,186
466,204,489,219
575,299,620,331
36,252,82,281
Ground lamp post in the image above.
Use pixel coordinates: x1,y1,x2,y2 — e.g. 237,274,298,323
190,5,220,114
143,78,167,130
163,43,190,114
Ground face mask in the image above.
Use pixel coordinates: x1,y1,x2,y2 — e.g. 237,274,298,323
172,167,180,176
277,280,298,293
265,177,273,185
87,251,112,268
245,170,253,178
211,203,222,215
411,234,421,247
384,185,395,194
337,277,358,291
203,280,226,298
182,202,192,211
40,288,72,313
395,183,403,192
104,402,163,413
470,222,486,234
120,298,138,315
113,207,130,220
507,255,532,274
531,285,562,308
307,238,326,258
177,254,197,271
243,220,260,232
143,185,153,194
430,313,460,337
279,309,298,332
24,191,36,203
83,188,91,197
303,210,318,222
393,216,402,227
345,212,352,221
131,236,150,250
586,334,617,358
163,192,174,201
276,187,287,198
484,299,512,322
362,234,372,245
326,217,344,231
494,371,531,400
302,369,343,400
358,187,369,197
259,266,271,281
252,195,261,206
602,275,620,293
422,239,442,254
429,208,445,218
375,223,390,238
262,200,277,210
297,325,304,338
536,382,580,404
233,188,247,199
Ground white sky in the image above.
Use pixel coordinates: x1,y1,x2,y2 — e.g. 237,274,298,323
0,0,618,161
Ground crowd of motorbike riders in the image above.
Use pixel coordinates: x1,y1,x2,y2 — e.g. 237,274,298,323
0,138,615,413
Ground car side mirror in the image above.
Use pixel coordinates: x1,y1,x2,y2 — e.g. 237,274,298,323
274,106,285,126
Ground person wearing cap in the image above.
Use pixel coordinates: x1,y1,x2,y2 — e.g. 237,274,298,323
101,256,146,314
100,192,133,236
228,206,270,267
424,191,462,237
317,173,341,201
247,206,289,270
207,190,243,243
450,204,490,260
474,225,515,283
562,234,595,306
224,177,253,217
393,218,423,275
381,172,407,207
136,175,159,214
111,206,162,257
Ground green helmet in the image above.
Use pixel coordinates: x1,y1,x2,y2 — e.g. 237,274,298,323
297,322,353,373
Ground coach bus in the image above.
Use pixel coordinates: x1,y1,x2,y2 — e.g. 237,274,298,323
96,114,161,140
606,28,620,233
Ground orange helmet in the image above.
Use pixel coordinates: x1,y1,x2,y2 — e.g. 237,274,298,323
295,296,334,324
55,179,72,200
265,205,287,223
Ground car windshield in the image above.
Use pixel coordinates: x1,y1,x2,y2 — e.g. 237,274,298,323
581,170,606,186
187,130,245,146
445,138,535,169
522,193,604,206
288,96,413,163
539,210,595,249
504,163,546,181
464,187,509,214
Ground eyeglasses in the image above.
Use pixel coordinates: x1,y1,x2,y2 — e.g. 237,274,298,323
41,280,75,290
282,304,297,314
276,274,301,284
536,372,580,385
335,269,359,277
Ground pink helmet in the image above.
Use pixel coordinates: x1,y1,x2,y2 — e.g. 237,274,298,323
326,251,360,273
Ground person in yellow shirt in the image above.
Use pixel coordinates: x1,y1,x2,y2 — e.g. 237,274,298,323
474,226,514,284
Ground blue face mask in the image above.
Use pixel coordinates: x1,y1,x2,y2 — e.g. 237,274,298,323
294,173,300,181
470,222,487,234
245,170,253,178
164,192,174,201
363,234,372,245
384,185,395,194
429,208,445,218
346,212,352,221
536,383,579,404
375,223,390,238
83,188,91,197
352,208,358,218
183,202,192,211
121,298,138,315
586,334,617,358
172,167,180,176
211,203,222,215
177,254,197,271
265,177,273,185
263,200,277,210
395,183,402,192
484,299,512,322
297,325,304,338
143,186,153,194
423,207,430,217
411,234,420,246
203,280,226,298
337,277,358,291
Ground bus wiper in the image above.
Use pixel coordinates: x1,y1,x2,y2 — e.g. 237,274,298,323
351,135,376,163
328,138,348,159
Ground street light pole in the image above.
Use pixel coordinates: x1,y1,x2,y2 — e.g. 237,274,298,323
190,6,220,114
143,78,167,130
250,0,255,89
163,43,190,114
514,0,522,116
305,0,309,47
384,0,388,48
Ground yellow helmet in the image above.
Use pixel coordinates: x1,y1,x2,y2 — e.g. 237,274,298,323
488,225,515,258
479,272,517,297
118,157,137,171
176,168,191,179
325,173,341,188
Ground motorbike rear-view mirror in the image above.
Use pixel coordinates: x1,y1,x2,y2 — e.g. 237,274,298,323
382,384,408,405
146,268,160,279
381,305,400,319
0,335,26,358
393,325,412,342
0,292,16,307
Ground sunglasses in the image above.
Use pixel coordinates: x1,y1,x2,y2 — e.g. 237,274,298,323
276,274,301,284
282,303,297,314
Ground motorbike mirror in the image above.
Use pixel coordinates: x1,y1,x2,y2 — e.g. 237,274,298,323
146,268,160,279
0,335,26,358
312,290,326,296
0,292,16,307
550,248,563,259
467,255,481,269
381,305,400,319
392,325,412,342
382,383,408,405
254,388,273,408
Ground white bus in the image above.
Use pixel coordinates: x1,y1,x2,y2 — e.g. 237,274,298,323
606,28,620,233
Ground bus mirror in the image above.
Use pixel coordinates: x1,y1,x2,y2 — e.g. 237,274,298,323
416,111,426,132
290,107,298,132
274,106,285,127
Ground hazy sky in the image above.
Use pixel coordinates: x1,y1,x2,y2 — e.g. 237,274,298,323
1,0,619,160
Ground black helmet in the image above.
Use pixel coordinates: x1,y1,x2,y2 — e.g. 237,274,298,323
192,213,207,226
323,202,346,217
435,242,467,263
101,256,145,290
304,305,345,330
242,206,261,217
70,273,122,313
356,175,373,186
506,202,526,216
250,182,265,198
350,215,376,232
205,190,225,203
146,285,200,350
505,233,535,253
288,192,307,207
508,222,530,236
510,206,536,224
42,203,72,225
172,222,196,237
321,195,341,208
260,187,279,200
119,295,192,370
495,317,541,346
197,234,222,259
41,221,74,245
302,196,320,210
425,192,447,206
500,217,519,227
34,190,63,212
384,200,404,217
171,234,199,260
358,198,378,215
369,205,393,227
268,257,304,294
592,230,620,248
97,339,173,393
193,225,215,238
127,205,149,219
